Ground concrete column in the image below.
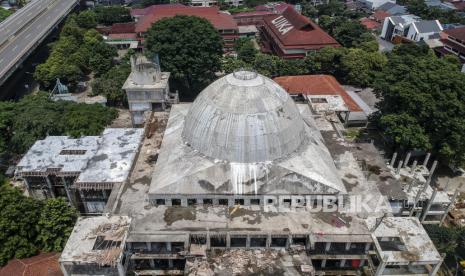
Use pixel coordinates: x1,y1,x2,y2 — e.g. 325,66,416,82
266,233,271,248
340,259,346,268
246,235,250,249
365,243,371,252
409,187,423,217
345,242,351,251
423,152,431,167
359,259,366,267
429,255,445,276
411,160,418,174
396,161,403,175
60,263,70,276
61,177,75,208
390,152,397,167
166,198,172,206
117,261,125,276
181,198,188,207
228,198,234,207
440,187,460,225
213,198,219,205
321,259,327,268
404,152,411,167
407,179,416,193
421,188,438,222
286,235,292,249
206,231,211,250
78,189,88,213
306,235,312,250
146,242,151,252
344,111,350,127
226,233,231,248
23,177,33,197
168,259,174,268
244,198,251,206
149,259,155,268
428,160,438,180
374,258,386,276
45,175,56,198
325,242,331,252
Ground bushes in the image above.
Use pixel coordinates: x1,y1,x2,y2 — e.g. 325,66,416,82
0,181,77,266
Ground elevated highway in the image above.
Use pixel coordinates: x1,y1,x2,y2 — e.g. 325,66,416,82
0,0,79,86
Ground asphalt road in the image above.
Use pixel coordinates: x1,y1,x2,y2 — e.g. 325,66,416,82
0,0,77,83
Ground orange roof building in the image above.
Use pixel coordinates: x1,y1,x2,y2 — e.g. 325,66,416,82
0,253,62,276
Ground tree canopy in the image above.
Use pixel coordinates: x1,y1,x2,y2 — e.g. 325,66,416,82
34,15,117,88
0,179,77,266
0,93,117,161
144,15,223,98
374,44,465,166
94,6,132,25
0,8,13,23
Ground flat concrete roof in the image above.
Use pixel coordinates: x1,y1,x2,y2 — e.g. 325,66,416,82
369,216,442,264
17,128,144,185
60,216,131,265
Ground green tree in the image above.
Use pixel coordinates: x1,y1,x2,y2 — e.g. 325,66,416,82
145,15,223,97
0,8,13,23
75,10,97,29
374,44,465,166
340,48,387,87
221,56,249,74
36,198,77,252
0,184,42,265
234,38,258,64
94,6,132,25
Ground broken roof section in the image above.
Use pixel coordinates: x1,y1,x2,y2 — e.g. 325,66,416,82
369,216,442,264
17,128,144,186
60,216,131,266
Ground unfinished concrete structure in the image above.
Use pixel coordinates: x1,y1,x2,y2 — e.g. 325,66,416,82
16,128,144,214
61,71,447,275
123,55,178,126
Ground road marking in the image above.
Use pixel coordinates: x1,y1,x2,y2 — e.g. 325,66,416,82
25,33,31,39
12,45,17,51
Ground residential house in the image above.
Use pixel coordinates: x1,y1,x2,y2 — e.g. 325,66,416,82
357,0,395,10
381,15,443,43
376,2,407,15
425,0,457,10
436,26,465,62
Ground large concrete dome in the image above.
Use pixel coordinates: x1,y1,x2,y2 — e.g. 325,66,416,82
182,70,307,163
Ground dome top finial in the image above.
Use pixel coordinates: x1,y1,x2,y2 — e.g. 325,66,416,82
232,69,258,81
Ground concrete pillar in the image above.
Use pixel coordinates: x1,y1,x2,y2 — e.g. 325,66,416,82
345,242,351,251
149,259,155,268
266,233,271,248
226,232,231,248
78,189,88,213
440,187,460,225
344,111,350,127
168,259,174,268
423,152,431,167
365,243,371,252
421,188,438,222
325,242,331,252
359,259,365,267
146,242,151,252
228,198,234,207
429,255,444,276
23,177,33,197
166,198,172,206
321,259,326,268
407,178,416,193
404,151,411,167
244,198,251,206
340,259,346,267
117,261,125,276
61,177,75,208
246,235,250,249
374,258,386,276
206,231,211,250
306,235,312,250
45,175,56,198
409,186,423,217
411,160,418,174
428,160,438,179
390,152,397,167
213,198,219,205
286,235,292,249
181,198,188,207
396,161,403,175
60,263,70,276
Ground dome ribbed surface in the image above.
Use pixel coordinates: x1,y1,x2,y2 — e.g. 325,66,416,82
182,71,307,163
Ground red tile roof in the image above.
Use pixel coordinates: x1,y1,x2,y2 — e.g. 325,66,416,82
273,75,363,112
0,253,62,276
444,26,465,41
262,7,340,49
109,22,135,34
360,17,381,30
134,5,238,33
131,3,186,17
372,10,390,22
108,33,138,40
233,11,275,18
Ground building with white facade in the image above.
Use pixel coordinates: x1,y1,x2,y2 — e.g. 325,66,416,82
381,15,443,42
